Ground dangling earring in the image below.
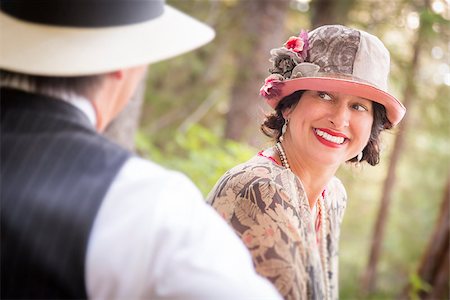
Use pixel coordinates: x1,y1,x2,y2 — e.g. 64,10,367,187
280,119,289,142
357,151,363,162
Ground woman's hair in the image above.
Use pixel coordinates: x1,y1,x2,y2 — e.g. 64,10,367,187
260,90,393,166
0,70,107,98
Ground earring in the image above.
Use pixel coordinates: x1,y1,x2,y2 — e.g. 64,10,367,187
357,151,363,162
280,119,289,142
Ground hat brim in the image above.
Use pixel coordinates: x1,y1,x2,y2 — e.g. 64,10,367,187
266,77,406,126
0,5,214,76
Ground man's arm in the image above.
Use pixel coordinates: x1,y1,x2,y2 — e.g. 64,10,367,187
86,157,281,299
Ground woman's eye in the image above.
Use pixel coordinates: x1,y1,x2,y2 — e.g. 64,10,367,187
353,104,368,111
318,92,332,101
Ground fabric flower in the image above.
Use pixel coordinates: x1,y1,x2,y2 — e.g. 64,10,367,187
270,47,303,64
298,30,309,60
269,47,303,78
283,30,309,60
284,36,305,53
290,62,320,79
259,74,284,99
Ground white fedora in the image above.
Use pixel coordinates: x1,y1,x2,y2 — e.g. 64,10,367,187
0,0,214,76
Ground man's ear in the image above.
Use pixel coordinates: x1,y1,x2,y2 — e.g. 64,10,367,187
110,70,124,80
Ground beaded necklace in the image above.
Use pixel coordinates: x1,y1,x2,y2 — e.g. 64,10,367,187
275,141,330,300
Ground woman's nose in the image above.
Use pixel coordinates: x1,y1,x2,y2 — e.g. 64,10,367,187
328,105,350,129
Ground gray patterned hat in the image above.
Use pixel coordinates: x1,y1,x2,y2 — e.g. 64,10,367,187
260,25,406,126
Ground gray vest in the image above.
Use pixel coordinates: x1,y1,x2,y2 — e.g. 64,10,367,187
1,88,130,299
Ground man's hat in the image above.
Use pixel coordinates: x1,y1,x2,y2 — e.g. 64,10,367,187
0,0,214,76
260,25,406,126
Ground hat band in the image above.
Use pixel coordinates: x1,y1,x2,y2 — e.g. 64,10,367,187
0,0,164,27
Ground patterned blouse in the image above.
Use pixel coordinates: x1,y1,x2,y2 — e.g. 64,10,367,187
207,153,347,300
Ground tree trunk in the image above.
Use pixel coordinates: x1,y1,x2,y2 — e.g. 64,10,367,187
224,0,290,144
310,0,355,27
401,176,450,299
360,11,426,295
104,72,147,152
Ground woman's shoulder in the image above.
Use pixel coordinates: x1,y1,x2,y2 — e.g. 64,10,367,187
207,155,307,224
207,155,287,203
217,155,284,185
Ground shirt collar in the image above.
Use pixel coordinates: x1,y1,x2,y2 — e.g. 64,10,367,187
1,78,97,128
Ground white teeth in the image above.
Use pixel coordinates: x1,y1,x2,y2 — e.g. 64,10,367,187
315,129,345,144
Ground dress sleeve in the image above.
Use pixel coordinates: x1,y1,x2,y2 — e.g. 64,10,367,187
211,174,312,300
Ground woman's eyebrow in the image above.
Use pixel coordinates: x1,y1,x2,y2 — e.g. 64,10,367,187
357,97,373,105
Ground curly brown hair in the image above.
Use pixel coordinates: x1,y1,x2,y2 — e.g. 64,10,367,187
260,91,393,166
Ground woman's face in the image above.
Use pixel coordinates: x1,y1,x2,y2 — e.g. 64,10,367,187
284,90,374,166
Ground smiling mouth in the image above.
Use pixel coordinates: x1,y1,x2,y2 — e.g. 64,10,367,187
314,128,347,145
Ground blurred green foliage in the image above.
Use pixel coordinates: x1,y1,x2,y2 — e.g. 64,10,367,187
408,273,432,300
136,124,256,195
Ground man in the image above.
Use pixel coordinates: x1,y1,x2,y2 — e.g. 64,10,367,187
0,1,281,299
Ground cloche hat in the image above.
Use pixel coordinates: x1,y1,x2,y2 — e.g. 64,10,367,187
0,0,214,76
260,25,406,126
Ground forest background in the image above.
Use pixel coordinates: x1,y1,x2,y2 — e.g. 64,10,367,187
104,0,450,299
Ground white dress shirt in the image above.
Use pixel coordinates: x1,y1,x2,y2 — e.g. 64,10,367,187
86,157,282,299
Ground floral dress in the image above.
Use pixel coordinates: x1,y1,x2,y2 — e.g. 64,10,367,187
207,154,347,300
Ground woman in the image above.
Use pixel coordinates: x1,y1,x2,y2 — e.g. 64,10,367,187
207,25,406,300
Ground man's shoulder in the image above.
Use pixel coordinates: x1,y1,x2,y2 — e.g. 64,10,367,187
119,157,194,183
113,156,203,202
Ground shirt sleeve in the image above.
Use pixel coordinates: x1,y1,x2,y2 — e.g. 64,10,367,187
85,157,282,300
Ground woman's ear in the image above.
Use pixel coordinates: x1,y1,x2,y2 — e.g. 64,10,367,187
282,106,294,120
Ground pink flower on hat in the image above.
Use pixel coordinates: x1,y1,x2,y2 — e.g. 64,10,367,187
284,36,304,53
259,74,284,99
284,30,309,60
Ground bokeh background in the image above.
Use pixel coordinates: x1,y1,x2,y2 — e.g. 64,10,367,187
105,0,450,299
